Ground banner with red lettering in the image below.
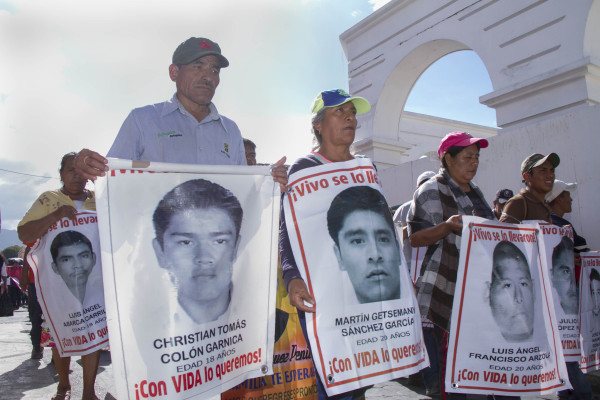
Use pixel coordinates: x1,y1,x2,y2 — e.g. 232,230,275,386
579,252,600,372
282,158,428,397
537,223,581,362
95,159,280,400
222,263,317,399
446,217,569,395
27,211,108,356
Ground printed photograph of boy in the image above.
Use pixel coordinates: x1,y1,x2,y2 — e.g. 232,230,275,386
152,179,242,324
50,231,97,304
488,241,534,342
551,237,577,315
327,186,401,304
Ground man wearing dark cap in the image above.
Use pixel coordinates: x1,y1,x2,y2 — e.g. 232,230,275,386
74,37,287,187
500,153,559,224
492,188,514,220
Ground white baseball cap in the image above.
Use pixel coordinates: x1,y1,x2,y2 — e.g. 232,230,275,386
545,180,577,203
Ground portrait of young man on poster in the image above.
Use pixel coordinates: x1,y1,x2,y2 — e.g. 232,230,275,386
327,186,402,304
551,237,578,315
152,179,243,324
50,230,97,305
487,241,535,342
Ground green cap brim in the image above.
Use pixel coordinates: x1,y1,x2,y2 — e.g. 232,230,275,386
311,97,371,114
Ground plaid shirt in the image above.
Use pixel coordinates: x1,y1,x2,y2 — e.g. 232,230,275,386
407,168,494,330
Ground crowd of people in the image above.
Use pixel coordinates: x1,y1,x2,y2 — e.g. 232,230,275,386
4,35,595,400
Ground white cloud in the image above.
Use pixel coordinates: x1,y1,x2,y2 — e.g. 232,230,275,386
0,0,376,232
369,0,391,11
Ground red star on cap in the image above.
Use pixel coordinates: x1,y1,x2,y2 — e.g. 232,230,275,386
199,40,211,49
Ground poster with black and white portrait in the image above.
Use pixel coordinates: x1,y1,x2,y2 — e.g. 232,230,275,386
445,217,569,396
283,158,427,397
27,211,108,356
579,252,600,372
538,223,581,362
95,159,280,400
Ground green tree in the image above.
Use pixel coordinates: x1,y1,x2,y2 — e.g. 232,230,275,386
2,245,23,260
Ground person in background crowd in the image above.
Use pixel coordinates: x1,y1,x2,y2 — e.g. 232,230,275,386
280,88,373,399
243,138,257,166
393,171,436,228
18,152,101,400
20,247,44,359
500,155,591,398
392,170,438,395
546,180,590,277
407,131,506,399
7,259,24,309
493,188,514,220
545,181,593,400
73,37,287,191
394,170,436,272
500,153,559,224
1,254,7,298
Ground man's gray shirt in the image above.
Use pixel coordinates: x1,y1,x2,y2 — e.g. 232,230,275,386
107,94,246,165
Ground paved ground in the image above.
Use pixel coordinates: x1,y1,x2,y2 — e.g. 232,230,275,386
1,307,598,399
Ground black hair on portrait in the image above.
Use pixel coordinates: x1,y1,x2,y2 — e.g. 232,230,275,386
591,268,600,283
326,186,392,246
552,236,573,268
491,241,531,285
153,179,243,249
50,231,93,263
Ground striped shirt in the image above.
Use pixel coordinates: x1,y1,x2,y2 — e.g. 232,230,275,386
407,168,494,330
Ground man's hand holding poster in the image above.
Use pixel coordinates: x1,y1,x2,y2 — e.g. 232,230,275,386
95,159,280,400
27,211,108,356
579,252,600,372
446,216,569,395
282,158,428,396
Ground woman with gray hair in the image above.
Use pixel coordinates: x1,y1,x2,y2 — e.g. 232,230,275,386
279,89,372,400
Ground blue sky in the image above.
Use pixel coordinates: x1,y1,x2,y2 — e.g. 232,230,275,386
0,0,495,233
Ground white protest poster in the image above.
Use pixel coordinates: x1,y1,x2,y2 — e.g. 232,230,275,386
95,159,280,400
446,217,569,396
27,211,108,356
538,223,581,362
579,252,600,372
283,158,428,396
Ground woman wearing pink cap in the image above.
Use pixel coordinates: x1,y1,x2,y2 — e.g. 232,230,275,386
406,132,503,398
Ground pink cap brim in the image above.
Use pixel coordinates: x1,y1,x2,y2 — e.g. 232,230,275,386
438,137,489,159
